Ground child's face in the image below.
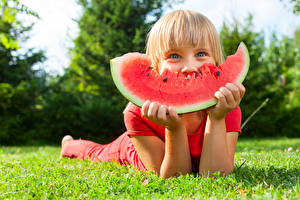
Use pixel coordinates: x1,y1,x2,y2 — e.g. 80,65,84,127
159,44,216,74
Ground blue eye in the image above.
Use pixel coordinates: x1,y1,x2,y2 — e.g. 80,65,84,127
169,54,181,59
196,52,206,57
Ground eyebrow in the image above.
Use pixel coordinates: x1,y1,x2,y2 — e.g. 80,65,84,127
164,46,180,52
163,45,212,54
163,49,180,56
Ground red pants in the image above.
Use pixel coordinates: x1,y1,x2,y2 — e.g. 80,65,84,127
61,133,146,171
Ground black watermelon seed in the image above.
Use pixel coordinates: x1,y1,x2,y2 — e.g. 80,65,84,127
146,73,150,77
199,71,202,75
163,77,168,82
216,71,220,76
148,66,153,70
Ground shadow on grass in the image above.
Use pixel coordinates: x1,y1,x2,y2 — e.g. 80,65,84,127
233,165,300,189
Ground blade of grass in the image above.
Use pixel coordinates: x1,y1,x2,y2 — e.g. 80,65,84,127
241,98,269,130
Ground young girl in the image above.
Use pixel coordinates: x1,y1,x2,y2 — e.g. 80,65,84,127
60,9,245,178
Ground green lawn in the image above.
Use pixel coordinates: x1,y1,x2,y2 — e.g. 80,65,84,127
0,138,299,199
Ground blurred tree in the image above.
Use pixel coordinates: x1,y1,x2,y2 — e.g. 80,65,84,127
69,0,182,97
0,0,46,144
220,15,300,137
280,0,300,14
38,0,182,143
294,25,300,45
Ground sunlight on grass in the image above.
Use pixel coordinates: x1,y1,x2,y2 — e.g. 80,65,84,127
0,138,299,199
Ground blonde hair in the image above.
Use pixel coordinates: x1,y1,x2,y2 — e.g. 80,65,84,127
146,10,224,72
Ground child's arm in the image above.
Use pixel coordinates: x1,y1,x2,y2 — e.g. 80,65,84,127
199,82,245,176
131,101,192,178
130,135,165,174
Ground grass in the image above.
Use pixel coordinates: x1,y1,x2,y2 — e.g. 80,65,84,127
0,137,299,199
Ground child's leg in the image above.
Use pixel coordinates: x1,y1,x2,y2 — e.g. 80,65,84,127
60,135,103,160
60,134,146,171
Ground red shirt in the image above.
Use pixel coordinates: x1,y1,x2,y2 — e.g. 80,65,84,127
124,103,241,171
61,103,242,172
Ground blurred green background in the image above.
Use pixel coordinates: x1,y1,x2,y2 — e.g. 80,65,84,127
0,0,299,145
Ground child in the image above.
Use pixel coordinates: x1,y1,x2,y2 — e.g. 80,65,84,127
60,9,245,178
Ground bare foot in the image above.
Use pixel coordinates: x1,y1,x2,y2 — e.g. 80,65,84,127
60,135,73,158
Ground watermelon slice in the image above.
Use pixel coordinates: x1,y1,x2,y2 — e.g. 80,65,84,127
110,42,249,114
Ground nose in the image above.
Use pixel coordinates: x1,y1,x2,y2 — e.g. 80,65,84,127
180,56,199,73
181,65,198,73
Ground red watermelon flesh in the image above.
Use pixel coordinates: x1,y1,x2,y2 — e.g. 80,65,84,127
110,42,249,114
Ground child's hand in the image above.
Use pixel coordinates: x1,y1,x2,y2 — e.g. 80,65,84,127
141,101,184,131
207,82,246,120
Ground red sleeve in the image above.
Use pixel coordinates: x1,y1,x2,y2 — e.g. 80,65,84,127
123,103,161,136
225,106,242,134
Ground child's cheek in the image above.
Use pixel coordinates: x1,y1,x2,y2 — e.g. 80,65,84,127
159,61,181,74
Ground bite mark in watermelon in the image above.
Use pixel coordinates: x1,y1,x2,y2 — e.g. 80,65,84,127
110,42,250,114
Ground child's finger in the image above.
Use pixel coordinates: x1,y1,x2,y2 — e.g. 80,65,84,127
148,102,159,119
157,105,167,122
168,106,179,121
235,82,246,97
219,86,235,106
141,100,150,117
214,91,226,107
225,83,240,102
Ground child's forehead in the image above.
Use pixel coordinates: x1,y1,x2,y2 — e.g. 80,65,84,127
162,40,211,52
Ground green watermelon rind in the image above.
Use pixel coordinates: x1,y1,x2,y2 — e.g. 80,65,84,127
110,57,145,107
110,58,215,113
110,60,217,113
110,42,250,114
237,42,250,83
